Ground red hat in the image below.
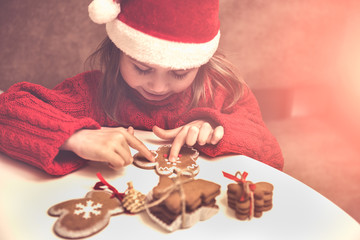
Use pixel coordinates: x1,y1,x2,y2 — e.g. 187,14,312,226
88,0,220,69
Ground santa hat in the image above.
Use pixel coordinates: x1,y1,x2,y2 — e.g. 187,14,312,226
88,0,220,69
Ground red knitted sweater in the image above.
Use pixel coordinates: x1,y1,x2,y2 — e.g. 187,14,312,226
0,71,283,175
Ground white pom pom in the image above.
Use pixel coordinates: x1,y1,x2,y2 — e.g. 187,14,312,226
88,0,121,24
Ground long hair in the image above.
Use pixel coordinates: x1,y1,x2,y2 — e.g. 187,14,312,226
86,37,245,122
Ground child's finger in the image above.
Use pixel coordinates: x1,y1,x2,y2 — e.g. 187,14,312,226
102,150,125,170
123,130,155,162
117,139,134,165
186,126,199,146
127,126,134,135
210,126,224,144
169,127,188,162
152,125,181,140
107,158,125,170
198,122,213,145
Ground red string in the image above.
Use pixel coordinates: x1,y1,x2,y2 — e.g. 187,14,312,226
223,171,256,219
94,172,125,201
222,171,248,183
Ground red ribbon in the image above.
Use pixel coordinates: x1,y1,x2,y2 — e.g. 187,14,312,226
94,172,125,201
222,171,256,191
222,171,248,182
223,171,256,219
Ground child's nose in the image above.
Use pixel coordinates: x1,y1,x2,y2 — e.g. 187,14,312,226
147,76,168,93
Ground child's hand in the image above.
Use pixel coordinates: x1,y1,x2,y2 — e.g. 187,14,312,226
152,120,224,162
60,126,155,169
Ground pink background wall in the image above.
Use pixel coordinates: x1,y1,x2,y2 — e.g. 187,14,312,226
217,0,360,144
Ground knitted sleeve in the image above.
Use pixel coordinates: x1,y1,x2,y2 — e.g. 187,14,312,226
0,71,101,175
175,86,284,170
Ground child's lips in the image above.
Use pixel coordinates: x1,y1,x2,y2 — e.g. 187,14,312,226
141,89,171,101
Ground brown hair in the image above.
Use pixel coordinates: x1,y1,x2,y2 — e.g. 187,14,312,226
86,37,245,122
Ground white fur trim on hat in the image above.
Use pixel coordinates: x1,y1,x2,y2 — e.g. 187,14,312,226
88,0,121,24
106,20,220,69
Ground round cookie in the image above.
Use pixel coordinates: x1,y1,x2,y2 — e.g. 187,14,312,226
133,145,199,177
133,151,159,170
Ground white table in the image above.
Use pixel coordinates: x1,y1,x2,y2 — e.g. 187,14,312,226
0,130,359,240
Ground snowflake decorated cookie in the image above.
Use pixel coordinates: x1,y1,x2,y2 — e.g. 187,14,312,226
48,190,123,239
133,145,199,177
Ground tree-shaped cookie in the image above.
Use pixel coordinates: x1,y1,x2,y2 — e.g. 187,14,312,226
48,190,123,239
146,175,221,231
133,145,199,177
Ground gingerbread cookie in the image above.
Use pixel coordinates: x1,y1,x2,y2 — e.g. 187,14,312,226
223,171,274,220
146,175,221,231
133,145,199,177
227,181,274,220
48,190,123,239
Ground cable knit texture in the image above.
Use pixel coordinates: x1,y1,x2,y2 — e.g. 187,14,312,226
0,70,283,175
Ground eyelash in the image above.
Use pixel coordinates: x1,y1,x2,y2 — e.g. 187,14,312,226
172,72,188,80
134,65,152,75
133,64,188,79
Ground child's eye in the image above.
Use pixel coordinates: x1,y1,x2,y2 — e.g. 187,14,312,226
172,71,188,80
134,64,152,75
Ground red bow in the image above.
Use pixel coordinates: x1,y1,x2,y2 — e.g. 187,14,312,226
94,172,125,201
223,171,257,219
222,171,256,191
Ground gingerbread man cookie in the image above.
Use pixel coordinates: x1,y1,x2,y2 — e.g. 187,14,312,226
48,190,123,239
133,145,199,177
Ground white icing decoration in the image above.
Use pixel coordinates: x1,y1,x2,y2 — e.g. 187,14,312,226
74,200,102,219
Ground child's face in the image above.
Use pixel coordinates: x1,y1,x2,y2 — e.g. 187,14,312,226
119,54,199,101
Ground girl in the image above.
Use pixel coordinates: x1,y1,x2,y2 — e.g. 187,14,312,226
0,0,283,175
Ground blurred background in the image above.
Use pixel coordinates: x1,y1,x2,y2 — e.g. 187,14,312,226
0,0,359,222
